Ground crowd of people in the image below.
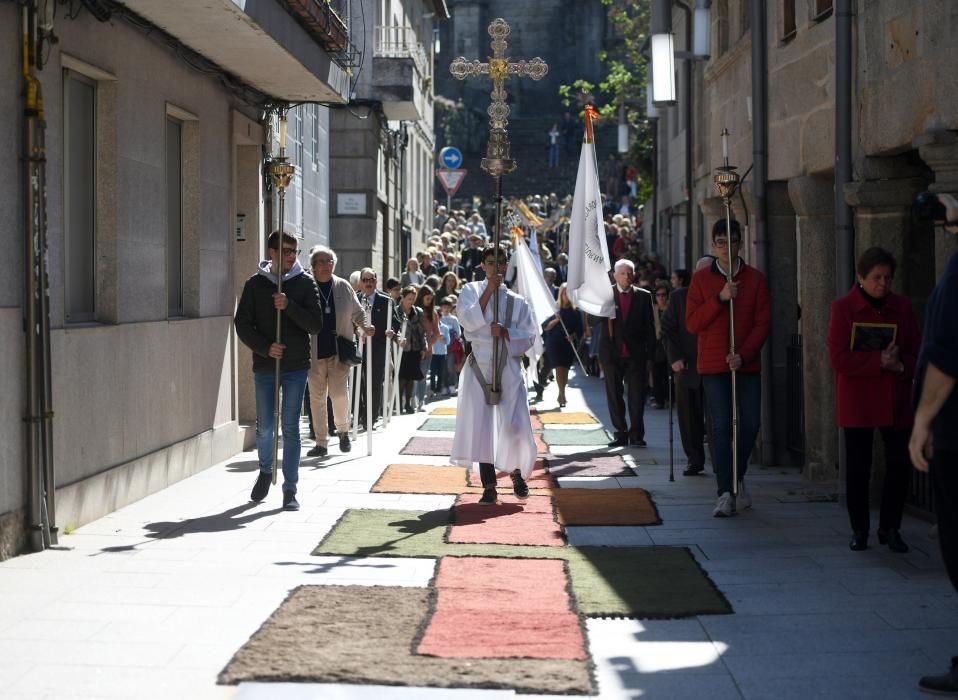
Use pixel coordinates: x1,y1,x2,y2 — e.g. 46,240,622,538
231,191,951,539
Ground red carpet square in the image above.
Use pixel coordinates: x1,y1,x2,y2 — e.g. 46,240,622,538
417,557,587,660
400,436,453,456
466,462,555,490
373,463,554,496
448,494,564,547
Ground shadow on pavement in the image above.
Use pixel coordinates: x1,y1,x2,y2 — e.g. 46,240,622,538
225,460,260,473
96,502,284,553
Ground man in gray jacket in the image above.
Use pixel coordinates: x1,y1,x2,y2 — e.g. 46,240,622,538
235,231,323,510
305,245,371,457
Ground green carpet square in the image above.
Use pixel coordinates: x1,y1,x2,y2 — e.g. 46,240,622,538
418,417,458,431
313,508,731,618
541,428,612,446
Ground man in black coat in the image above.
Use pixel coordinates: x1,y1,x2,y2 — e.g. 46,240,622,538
460,234,486,282
357,267,397,427
235,231,323,510
661,256,714,475
598,259,656,447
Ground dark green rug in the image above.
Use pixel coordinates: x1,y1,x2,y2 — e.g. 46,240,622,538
313,508,731,618
218,585,595,694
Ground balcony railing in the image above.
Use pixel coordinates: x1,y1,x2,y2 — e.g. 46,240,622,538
284,0,360,70
374,25,428,77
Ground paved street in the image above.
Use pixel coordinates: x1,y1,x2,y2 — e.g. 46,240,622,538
0,372,954,700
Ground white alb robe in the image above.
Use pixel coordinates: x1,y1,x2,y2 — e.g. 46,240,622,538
450,281,538,479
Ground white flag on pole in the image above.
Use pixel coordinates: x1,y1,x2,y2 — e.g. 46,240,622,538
513,235,558,363
528,228,544,273
567,135,615,317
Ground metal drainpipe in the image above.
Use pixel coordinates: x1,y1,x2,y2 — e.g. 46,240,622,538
751,0,774,464
835,0,854,293
651,119,659,254
675,1,694,271
401,123,408,255
21,1,44,552
835,0,854,486
36,80,57,545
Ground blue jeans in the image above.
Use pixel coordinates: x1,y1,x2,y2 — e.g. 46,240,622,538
416,356,430,403
430,353,447,392
702,372,761,496
254,368,308,492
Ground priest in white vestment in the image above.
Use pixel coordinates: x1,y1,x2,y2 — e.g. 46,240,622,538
451,246,538,505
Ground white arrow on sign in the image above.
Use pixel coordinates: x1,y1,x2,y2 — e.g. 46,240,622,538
436,168,467,197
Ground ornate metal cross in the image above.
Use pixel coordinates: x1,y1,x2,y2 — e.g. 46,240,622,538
449,18,548,177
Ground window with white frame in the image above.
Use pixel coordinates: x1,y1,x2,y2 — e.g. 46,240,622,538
63,70,97,322
166,116,183,316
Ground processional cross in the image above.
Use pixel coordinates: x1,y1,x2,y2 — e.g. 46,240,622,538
449,18,548,401
450,18,548,177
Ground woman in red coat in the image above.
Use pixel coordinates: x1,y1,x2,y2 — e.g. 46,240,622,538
827,247,921,553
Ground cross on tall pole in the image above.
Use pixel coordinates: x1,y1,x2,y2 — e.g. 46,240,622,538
450,18,548,400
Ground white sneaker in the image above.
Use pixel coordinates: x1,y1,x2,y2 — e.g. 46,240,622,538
713,492,735,518
736,481,752,510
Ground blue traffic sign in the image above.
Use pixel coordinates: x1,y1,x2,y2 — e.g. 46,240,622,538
439,146,463,170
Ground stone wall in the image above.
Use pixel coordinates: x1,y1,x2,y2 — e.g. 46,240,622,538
0,7,249,548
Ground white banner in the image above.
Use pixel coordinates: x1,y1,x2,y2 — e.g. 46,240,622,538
567,138,615,317
514,236,558,363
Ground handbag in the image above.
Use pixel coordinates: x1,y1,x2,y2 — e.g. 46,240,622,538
448,331,465,363
335,335,362,366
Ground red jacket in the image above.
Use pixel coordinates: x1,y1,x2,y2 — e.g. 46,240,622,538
827,286,920,428
686,260,770,375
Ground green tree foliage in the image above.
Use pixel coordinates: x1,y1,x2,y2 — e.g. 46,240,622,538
435,96,488,154
560,0,653,203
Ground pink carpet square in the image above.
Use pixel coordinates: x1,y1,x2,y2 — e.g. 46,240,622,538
417,557,586,660
448,494,563,547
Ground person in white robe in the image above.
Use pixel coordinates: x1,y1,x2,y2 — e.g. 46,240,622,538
451,246,538,504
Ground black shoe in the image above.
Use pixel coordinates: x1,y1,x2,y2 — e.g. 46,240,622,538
849,531,868,551
478,487,498,505
608,434,628,447
683,465,705,476
339,434,351,453
878,528,910,553
920,658,958,695
250,471,271,502
629,437,647,447
282,490,300,511
307,445,328,457
510,469,529,498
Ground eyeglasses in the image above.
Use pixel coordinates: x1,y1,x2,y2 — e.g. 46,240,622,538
279,248,299,256
712,238,741,248
360,277,376,283
313,258,334,265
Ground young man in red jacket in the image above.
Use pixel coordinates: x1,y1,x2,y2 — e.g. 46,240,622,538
686,219,770,517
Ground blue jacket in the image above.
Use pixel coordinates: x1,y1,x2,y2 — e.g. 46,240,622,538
915,251,958,449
